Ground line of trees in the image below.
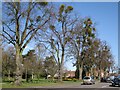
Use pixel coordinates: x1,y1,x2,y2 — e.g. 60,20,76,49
2,46,58,82
1,1,114,86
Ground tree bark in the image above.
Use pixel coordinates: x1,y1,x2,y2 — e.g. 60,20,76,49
75,64,79,79
79,62,83,80
8,70,10,82
59,47,64,81
90,67,93,76
58,65,63,82
26,69,28,82
32,70,34,80
98,68,101,80
58,46,64,82
52,76,54,81
14,45,22,86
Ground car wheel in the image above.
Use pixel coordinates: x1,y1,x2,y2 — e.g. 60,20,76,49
112,83,115,87
118,83,120,87
81,83,84,85
90,83,92,85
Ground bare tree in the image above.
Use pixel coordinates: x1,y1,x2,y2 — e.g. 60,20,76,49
68,18,96,80
38,4,78,81
95,40,114,78
2,2,51,85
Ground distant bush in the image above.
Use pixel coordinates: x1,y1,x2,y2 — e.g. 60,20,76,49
72,78,77,82
63,77,77,81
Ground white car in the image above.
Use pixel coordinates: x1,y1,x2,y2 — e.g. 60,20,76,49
83,76,95,85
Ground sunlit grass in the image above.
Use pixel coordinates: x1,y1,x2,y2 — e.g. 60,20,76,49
2,79,81,88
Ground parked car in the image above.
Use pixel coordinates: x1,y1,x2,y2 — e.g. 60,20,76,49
109,76,115,82
82,76,95,85
101,77,107,82
111,75,120,87
106,77,111,83
100,76,115,83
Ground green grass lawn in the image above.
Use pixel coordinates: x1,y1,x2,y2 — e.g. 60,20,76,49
2,79,82,88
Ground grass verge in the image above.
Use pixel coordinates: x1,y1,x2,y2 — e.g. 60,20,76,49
2,79,82,88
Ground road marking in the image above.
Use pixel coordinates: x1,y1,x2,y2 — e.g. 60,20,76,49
101,85,107,88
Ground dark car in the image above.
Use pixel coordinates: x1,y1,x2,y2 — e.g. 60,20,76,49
101,77,107,82
101,76,115,83
106,77,111,83
111,75,120,87
109,76,115,82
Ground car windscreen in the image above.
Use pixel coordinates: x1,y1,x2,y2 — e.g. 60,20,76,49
84,77,90,79
117,75,120,78
110,76,114,79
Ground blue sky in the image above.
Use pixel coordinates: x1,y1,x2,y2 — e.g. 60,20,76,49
23,2,118,71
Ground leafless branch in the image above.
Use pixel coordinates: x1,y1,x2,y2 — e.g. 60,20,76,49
3,27,15,42
21,16,51,52
2,22,16,33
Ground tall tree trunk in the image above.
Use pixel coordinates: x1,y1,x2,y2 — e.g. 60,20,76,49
75,54,80,79
79,62,83,80
90,67,93,76
58,47,64,82
32,70,34,80
26,69,28,82
52,76,54,81
8,70,10,82
98,68,101,80
58,64,62,82
75,64,79,79
14,45,22,86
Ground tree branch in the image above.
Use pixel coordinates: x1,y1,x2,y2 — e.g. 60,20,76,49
2,22,16,33
21,2,33,45
21,16,50,52
42,43,58,64
3,27,15,42
2,34,15,46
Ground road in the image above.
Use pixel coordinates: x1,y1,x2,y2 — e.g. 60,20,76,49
74,82,119,88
